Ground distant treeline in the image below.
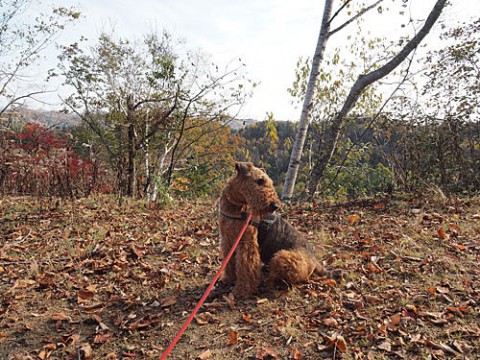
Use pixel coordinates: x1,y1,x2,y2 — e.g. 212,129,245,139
1,113,479,199
235,116,480,198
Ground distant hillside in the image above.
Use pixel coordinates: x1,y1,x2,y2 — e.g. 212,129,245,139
226,118,258,130
0,106,80,129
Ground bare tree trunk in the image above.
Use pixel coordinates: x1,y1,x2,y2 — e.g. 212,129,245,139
306,0,447,199
126,97,136,197
281,0,333,200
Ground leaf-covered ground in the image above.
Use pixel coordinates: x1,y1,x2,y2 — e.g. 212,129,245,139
0,194,479,359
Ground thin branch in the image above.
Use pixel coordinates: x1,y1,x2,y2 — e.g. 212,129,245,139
329,0,385,37
324,52,416,191
0,90,53,117
328,0,352,25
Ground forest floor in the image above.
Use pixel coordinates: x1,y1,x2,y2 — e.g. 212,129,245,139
0,194,479,360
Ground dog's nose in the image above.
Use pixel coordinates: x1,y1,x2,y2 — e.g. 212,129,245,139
270,202,279,211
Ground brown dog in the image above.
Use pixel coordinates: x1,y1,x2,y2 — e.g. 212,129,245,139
218,162,323,298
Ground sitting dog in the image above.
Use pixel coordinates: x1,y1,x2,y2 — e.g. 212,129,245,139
218,162,323,297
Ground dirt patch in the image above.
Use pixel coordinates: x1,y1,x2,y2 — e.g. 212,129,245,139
1,195,479,359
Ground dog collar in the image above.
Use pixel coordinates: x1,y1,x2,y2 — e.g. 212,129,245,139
218,207,275,228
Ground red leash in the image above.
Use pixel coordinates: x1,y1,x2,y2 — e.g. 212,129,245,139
159,213,252,360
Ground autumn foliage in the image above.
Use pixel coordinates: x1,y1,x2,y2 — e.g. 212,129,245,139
0,123,111,196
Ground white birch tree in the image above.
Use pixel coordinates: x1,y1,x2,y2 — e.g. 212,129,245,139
305,0,448,199
282,0,385,200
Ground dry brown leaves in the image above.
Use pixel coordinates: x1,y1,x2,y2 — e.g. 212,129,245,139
0,195,479,359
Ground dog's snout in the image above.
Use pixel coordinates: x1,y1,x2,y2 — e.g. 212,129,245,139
270,202,279,212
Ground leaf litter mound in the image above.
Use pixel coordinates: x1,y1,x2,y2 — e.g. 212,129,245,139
0,195,479,359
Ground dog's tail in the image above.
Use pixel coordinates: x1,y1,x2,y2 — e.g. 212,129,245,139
314,261,326,276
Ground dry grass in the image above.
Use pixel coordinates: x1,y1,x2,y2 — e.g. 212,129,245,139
0,194,479,359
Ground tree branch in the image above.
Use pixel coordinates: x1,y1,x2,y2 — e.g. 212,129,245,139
328,0,351,25
329,0,385,37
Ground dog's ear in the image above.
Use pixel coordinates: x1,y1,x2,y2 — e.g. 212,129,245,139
235,162,253,176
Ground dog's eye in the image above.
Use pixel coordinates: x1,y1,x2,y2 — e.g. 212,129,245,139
256,178,265,186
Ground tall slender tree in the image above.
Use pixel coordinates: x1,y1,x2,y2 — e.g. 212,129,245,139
306,0,447,199
282,0,385,200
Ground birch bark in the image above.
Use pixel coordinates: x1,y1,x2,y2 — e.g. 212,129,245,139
305,0,447,199
282,0,386,200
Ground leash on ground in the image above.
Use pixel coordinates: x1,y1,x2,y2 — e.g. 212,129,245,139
159,213,252,360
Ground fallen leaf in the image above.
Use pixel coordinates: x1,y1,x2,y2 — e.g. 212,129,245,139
77,289,94,303
323,279,337,287
79,342,93,359
364,294,382,305
386,313,402,331
378,340,392,352
129,244,143,259
50,313,71,321
195,312,214,325
160,296,177,308
452,339,473,354
197,349,212,359
94,333,113,344
256,345,279,359
291,347,303,360
12,279,37,289
345,214,360,225
223,293,236,309
427,286,437,296
437,227,447,239
322,317,338,328
228,328,238,345
335,335,348,352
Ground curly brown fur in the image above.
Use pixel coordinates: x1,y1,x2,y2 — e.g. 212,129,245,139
218,162,325,298
257,214,324,288
218,162,281,298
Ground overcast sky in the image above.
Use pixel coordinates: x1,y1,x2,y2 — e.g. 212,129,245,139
50,0,478,120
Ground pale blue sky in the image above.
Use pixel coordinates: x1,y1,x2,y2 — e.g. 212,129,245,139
43,0,480,120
